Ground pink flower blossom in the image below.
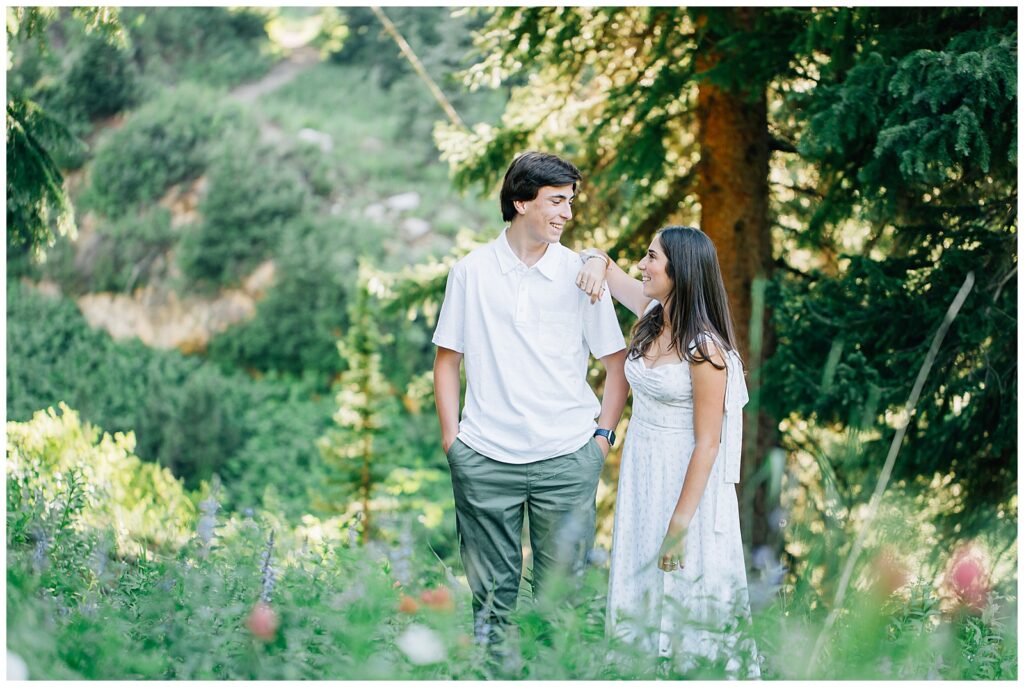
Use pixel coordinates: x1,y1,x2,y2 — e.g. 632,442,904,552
246,601,279,642
946,543,989,613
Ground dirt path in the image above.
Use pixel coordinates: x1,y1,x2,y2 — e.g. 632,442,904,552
229,45,320,104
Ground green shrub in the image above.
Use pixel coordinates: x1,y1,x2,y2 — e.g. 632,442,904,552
6,281,332,515
205,218,355,382
7,404,197,556
122,7,276,88
45,207,176,294
85,85,252,217
283,140,339,198
222,381,335,516
57,35,140,122
176,139,308,289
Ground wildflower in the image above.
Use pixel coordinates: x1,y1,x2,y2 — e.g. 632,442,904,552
946,542,989,612
246,601,279,642
389,528,414,587
398,594,420,614
768,507,788,532
751,545,773,571
554,511,587,574
30,529,49,572
259,530,276,604
7,650,28,680
747,550,786,612
396,624,446,665
332,580,366,608
869,545,907,598
420,586,455,612
586,546,609,567
473,607,494,646
196,488,219,553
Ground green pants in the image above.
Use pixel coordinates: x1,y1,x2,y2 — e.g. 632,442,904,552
446,437,605,642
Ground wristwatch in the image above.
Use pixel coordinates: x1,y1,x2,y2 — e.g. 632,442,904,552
593,428,616,446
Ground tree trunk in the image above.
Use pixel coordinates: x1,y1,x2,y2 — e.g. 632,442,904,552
694,8,777,551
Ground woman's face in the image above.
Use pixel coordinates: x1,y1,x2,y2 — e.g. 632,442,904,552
638,235,673,302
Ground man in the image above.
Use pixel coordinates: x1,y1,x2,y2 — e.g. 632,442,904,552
432,151,628,648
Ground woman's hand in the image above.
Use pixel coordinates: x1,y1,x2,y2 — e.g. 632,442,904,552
577,250,609,304
657,517,688,572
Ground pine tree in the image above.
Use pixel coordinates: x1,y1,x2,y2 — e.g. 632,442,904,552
6,7,125,251
765,8,1017,536
317,266,403,543
423,6,1016,542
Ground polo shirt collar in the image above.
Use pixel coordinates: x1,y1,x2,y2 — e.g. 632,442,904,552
496,228,559,280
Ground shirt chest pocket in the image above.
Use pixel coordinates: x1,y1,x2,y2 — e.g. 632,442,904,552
538,308,580,356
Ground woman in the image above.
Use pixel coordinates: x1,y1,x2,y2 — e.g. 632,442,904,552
577,226,759,677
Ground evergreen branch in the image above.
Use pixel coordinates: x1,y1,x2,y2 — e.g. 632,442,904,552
989,264,1016,305
768,134,798,153
807,270,976,674
771,181,823,198
371,6,467,131
607,169,695,258
773,258,817,281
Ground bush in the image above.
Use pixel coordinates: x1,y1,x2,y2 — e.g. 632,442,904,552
40,206,176,294
205,218,356,383
176,139,309,289
122,7,276,88
6,281,332,516
7,404,197,557
222,381,335,516
85,85,252,217
6,454,1017,681
56,35,140,122
13,210,168,297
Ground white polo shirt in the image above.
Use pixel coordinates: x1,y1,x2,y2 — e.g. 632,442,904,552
432,228,626,464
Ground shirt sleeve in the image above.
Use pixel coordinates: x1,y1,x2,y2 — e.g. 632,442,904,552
582,290,626,359
432,261,466,353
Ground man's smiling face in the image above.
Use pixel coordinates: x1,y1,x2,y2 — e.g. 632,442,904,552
514,184,575,244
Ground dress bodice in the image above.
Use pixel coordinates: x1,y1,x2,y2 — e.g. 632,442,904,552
624,355,694,432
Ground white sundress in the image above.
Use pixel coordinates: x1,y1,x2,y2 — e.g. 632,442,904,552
606,326,760,678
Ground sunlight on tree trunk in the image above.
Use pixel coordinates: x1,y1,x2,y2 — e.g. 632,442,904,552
695,7,775,549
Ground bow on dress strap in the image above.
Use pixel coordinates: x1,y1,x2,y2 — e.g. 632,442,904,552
713,349,748,534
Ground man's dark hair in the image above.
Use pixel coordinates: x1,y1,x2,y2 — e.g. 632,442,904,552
499,151,582,222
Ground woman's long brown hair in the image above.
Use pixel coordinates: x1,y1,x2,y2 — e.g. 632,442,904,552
626,226,739,369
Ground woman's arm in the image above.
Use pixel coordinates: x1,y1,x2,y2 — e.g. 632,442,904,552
577,249,651,318
657,347,728,571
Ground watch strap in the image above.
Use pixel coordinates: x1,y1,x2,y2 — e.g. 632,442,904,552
593,428,615,446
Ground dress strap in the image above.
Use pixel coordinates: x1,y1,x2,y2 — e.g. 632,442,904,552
714,349,748,534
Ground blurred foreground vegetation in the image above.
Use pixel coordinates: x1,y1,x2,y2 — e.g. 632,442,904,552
6,407,1017,678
